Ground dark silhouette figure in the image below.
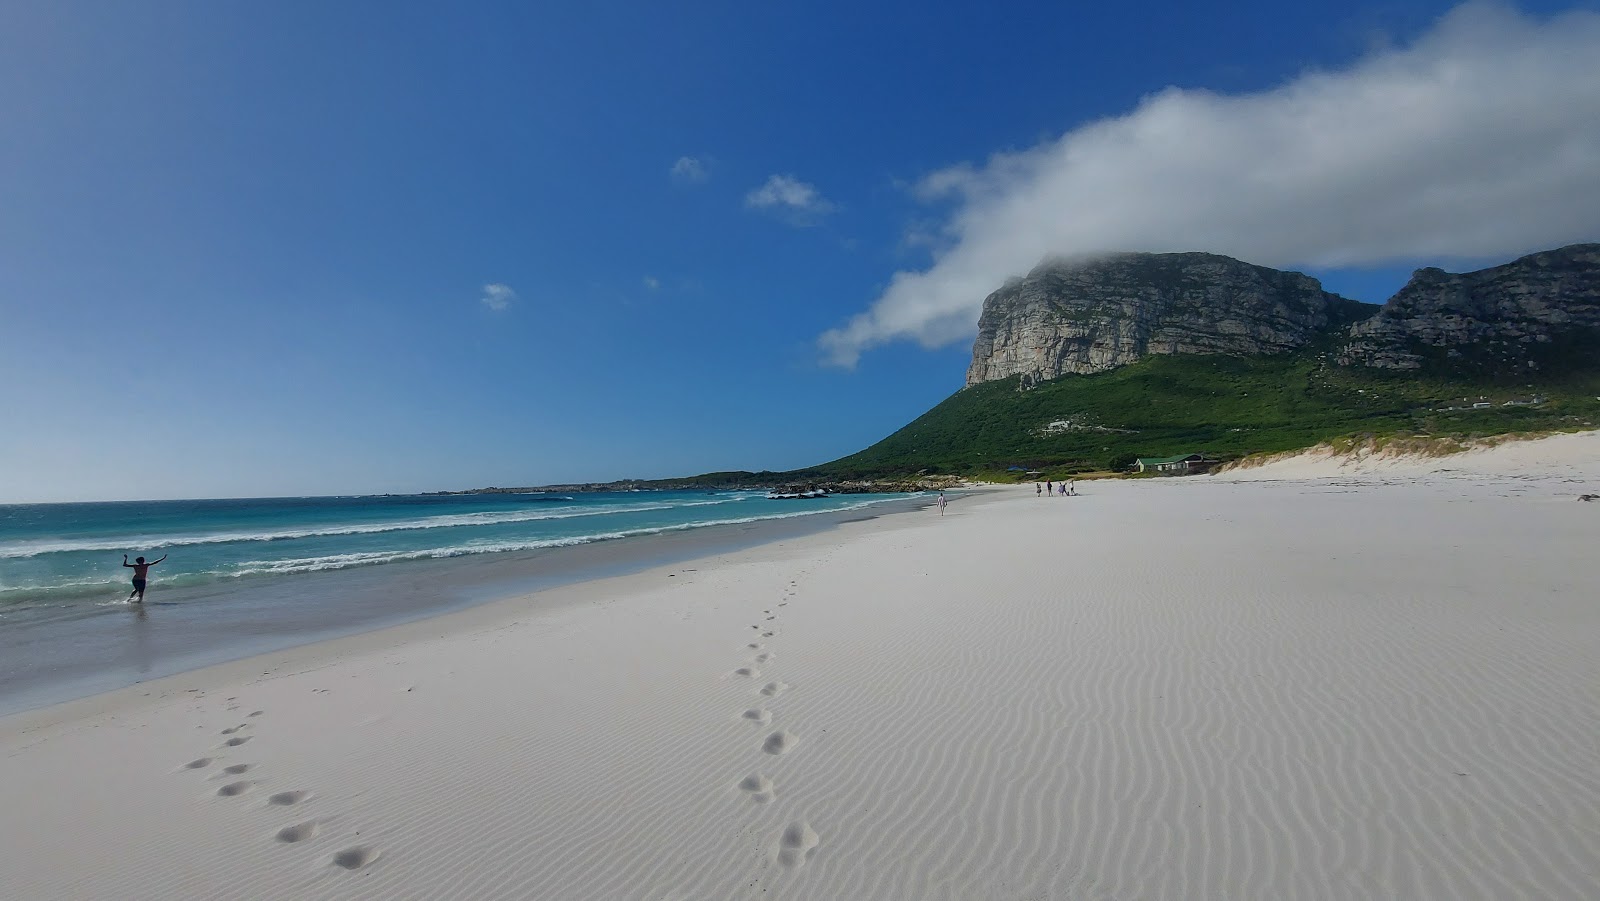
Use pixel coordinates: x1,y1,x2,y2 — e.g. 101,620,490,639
122,554,167,602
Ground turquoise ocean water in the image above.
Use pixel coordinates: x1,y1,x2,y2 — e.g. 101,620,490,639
0,489,922,713
0,490,909,626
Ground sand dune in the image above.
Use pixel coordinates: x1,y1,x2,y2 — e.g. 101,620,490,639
2,452,1598,899
1221,428,1600,481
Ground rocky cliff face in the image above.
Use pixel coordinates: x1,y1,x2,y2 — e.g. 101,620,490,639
1335,244,1600,373
966,252,1363,386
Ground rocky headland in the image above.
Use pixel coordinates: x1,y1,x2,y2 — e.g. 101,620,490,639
967,244,1600,387
966,252,1370,386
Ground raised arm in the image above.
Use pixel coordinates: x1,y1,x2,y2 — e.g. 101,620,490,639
152,555,168,565
122,555,133,568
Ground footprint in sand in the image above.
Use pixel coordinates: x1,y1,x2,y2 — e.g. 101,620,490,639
747,643,763,650
332,846,381,870
217,781,253,797
275,821,319,844
759,681,789,698
224,736,251,747
184,758,213,770
220,725,247,735
730,667,760,679
220,763,251,776
738,774,776,803
268,790,311,806
752,653,773,664
249,711,264,717
741,708,772,725
761,631,775,638
762,730,797,755
776,822,820,867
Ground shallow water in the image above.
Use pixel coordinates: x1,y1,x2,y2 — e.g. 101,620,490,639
0,491,922,715
0,490,907,620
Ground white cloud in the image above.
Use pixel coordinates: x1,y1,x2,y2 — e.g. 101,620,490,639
480,283,516,312
745,174,836,225
643,276,660,291
670,156,708,183
819,2,1600,367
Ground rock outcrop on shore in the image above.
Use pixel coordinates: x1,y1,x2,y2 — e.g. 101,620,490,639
1335,244,1600,372
965,252,1369,386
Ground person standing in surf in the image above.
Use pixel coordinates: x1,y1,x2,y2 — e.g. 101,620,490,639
122,554,167,603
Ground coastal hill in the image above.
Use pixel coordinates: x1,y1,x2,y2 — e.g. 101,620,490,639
814,244,1600,480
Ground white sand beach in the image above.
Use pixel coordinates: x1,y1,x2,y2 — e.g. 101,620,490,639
3,437,1598,900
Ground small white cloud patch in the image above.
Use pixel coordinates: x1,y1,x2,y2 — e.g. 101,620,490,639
671,156,708,183
480,283,516,312
643,276,660,291
746,174,836,225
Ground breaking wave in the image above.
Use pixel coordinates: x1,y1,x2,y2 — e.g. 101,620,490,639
0,497,758,559
228,500,891,575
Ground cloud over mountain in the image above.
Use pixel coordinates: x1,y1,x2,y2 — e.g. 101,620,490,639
820,2,1600,366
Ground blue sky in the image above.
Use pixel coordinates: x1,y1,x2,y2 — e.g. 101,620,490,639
4,1,1598,501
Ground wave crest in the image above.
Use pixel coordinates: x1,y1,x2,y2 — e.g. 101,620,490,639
0,497,755,559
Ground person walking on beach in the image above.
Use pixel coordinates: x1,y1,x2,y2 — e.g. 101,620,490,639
122,554,166,602
937,491,948,516
1036,483,1042,497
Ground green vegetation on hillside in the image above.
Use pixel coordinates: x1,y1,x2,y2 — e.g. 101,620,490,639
805,352,1600,480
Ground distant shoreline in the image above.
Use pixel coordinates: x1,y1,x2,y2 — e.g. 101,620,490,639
423,477,965,496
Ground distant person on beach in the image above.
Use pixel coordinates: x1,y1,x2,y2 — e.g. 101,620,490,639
1069,480,1077,496
122,554,166,602
937,491,948,516
1036,483,1042,497
1046,480,1053,495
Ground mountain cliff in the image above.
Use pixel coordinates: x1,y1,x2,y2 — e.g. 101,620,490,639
966,252,1371,386
1335,244,1600,374
966,245,1600,387
808,243,1600,481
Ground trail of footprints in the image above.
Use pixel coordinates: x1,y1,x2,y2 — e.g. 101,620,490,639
177,570,833,879
177,708,378,873
726,574,820,875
